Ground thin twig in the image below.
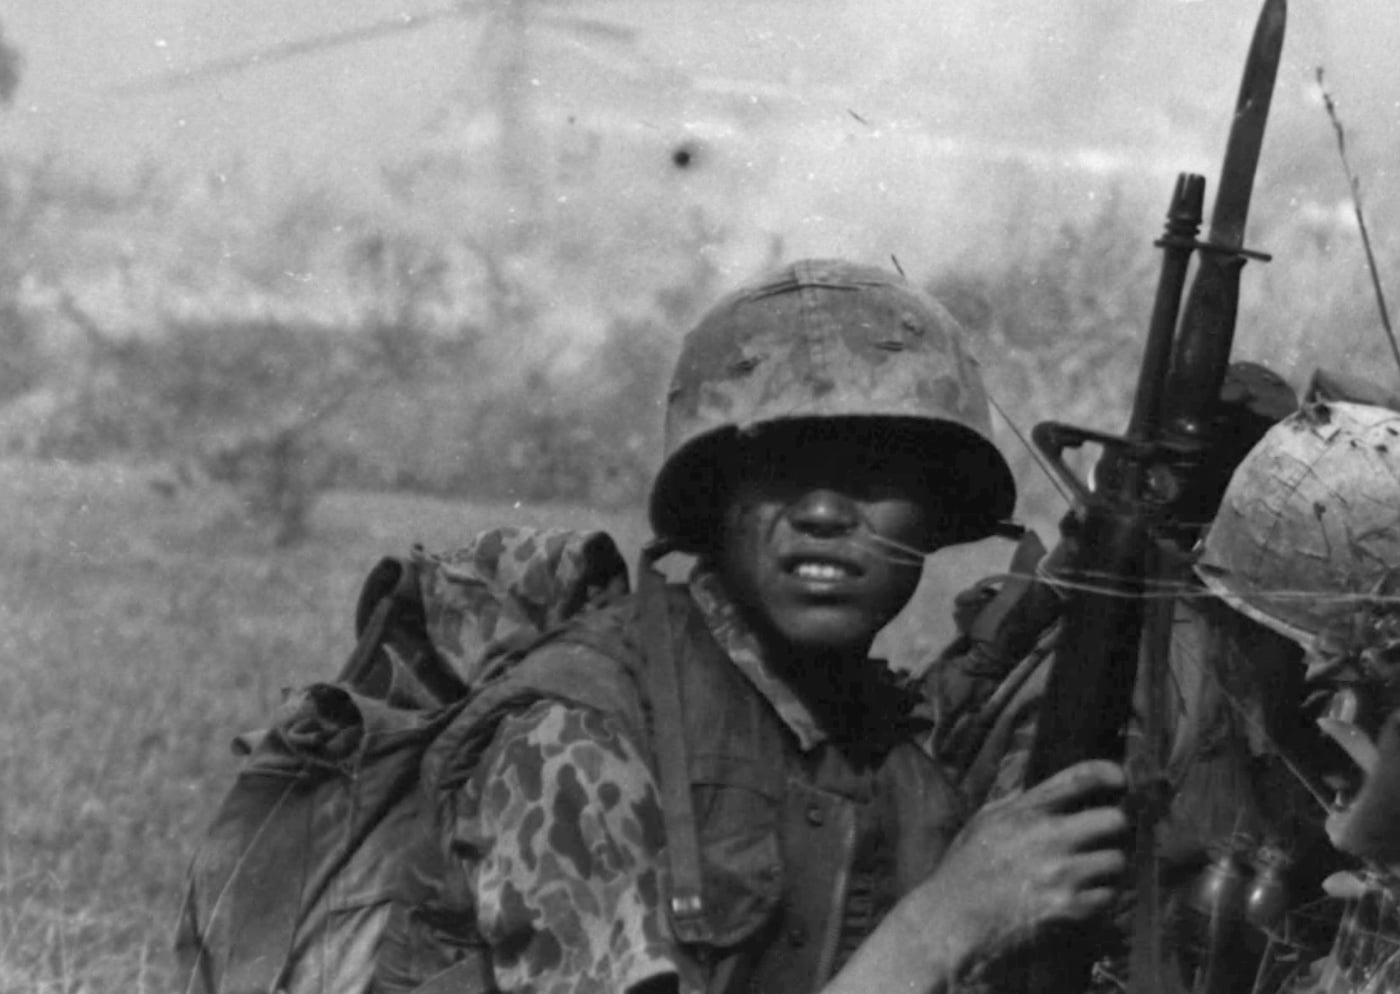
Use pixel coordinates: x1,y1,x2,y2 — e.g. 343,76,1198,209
1316,67,1400,380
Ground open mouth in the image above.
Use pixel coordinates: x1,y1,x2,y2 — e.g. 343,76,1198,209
1313,700,1400,864
784,556,864,583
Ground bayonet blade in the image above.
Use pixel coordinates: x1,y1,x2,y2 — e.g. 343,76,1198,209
1209,0,1287,248
1163,0,1287,439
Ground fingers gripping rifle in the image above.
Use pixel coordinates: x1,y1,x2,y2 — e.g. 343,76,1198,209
1018,3,1286,993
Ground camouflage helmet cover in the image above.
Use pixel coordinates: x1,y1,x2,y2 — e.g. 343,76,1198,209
1196,400,1400,648
649,258,1016,551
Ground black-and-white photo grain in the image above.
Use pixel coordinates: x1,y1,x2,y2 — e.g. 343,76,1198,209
4,2,1400,991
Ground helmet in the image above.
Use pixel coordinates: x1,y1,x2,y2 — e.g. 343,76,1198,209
1195,400,1400,648
648,258,1016,552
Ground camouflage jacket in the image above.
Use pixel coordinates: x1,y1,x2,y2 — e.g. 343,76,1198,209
424,572,966,994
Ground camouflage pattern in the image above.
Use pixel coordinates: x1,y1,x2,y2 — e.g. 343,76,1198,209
455,565,947,994
463,698,704,994
452,560,906,994
689,566,828,750
453,566,843,994
1196,401,1400,650
649,258,1016,551
417,527,630,686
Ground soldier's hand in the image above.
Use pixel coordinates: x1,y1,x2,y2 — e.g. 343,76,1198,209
923,759,1129,963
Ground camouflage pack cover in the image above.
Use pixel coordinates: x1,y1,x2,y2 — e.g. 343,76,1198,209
1196,400,1400,648
649,258,1016,551
176,525,633,994
415,526,630,685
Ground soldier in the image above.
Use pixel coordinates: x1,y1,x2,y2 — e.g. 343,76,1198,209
433,258,1131,993
922,360,1306,992
927,360,1299,808
928,383,1400,993
1191,393,1400,991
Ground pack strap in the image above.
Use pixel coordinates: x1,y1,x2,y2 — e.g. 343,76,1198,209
637,541,713,946
968,529,1051,653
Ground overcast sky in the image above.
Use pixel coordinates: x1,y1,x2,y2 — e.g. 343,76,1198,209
5,1,1396,174
3,0,1399,282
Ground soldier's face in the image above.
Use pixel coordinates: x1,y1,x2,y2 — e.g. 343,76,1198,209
715,428,937,660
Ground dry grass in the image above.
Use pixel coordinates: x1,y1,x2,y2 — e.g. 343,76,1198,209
0,457,1001,993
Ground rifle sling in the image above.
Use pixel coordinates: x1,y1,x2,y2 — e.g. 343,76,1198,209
638,545,714,945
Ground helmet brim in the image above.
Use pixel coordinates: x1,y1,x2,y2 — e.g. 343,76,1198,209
1194,560,1318,650
648,415,1017,555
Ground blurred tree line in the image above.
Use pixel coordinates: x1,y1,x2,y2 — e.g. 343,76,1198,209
0,140,734,545
0,82,1394,545
931,182,1400,533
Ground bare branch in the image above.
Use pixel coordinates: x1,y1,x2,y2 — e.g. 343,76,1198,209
1316,66,1400,382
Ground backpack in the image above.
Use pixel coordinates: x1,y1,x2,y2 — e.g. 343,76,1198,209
174,526,676,994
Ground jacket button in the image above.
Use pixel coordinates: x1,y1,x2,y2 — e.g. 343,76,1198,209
787,926,808,947
805,804,825,826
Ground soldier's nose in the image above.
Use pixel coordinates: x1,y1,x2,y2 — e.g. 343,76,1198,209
788,488,859,537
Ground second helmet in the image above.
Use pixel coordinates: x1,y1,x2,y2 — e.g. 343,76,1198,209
1196,399,1400,648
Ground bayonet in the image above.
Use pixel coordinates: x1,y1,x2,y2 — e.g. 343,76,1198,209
1209,0,1287,250
1164,0,1286,448
1020,3,1287,993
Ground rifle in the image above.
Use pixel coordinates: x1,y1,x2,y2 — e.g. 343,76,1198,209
1018,2,1287,993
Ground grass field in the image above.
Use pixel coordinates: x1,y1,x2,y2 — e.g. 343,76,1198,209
0,457,1013,993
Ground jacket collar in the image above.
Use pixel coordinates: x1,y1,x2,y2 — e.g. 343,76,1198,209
687,566,928,755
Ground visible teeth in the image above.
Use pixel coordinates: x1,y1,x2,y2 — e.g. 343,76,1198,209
796,562,848,581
